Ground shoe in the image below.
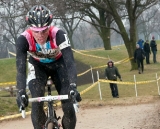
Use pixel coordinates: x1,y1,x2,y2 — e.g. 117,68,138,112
139,71,141,74
113,96,119,98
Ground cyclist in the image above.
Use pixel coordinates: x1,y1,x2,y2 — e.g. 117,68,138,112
16,5,81,129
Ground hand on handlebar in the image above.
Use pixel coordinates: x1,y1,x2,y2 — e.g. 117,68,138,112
69,90,80,113
16,89,29,112
69,83,82,102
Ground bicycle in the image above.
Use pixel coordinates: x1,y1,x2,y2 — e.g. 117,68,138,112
20,78,79,129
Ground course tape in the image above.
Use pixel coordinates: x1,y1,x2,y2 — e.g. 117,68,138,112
77,68,91,76
0,82,16,86
99,79,157,85
9,51,16,56
77,48,104,52
72,49,109,60
77,57,132,77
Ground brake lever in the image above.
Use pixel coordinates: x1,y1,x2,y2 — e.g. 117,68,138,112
70,90,79,113
19,95,26,118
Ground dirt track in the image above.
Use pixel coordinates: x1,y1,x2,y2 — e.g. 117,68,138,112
1,101,160,129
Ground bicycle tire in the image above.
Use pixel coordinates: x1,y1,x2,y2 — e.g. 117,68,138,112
46,122,60,129
45,117,60,129
47,122,54,129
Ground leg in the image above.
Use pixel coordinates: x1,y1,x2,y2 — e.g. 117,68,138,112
153,51,157,63
155,51,157,63
113,83,119,97
61,100,76,129
29,80,47,129
110,83,115,97
137,60,141,74
27,63,48,129
146,53,149,64
50,59,76,129
148,53,150,63
140,60,144,73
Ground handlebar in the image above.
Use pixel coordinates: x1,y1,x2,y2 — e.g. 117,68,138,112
29,95,68,102
20,92,79,118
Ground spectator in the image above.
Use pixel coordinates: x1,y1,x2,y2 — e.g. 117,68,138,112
143,40,151,64
137,39,144,49
150,36,157,63
134,44,145,74
105,60,122,98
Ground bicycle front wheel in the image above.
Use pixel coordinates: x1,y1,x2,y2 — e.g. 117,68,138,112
45,122,60,129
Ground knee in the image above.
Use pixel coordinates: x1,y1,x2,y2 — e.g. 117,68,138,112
28,79,45,97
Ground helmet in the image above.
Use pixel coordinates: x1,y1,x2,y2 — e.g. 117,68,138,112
26,5,53,27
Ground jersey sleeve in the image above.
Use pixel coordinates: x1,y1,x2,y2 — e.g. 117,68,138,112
16,35,29,90
56,30,77,84
115,67,121,79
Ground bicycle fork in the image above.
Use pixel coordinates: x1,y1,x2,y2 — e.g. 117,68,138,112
44,84,61,129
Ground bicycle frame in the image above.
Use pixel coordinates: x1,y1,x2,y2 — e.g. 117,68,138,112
44,83,63,129
28,87,68,129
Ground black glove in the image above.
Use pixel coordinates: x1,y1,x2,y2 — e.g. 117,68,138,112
69,83,82,102
16,89,29,110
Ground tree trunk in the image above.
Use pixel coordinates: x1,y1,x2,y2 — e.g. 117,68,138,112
97,9,112,50
121,22,138,70
100,27,111,50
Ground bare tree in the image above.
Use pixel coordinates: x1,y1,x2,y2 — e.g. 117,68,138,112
74,22,103,49
69,0,158,70
0,0,32,46
137,4,159,40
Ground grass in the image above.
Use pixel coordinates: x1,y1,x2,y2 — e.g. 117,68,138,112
1,41,160,117
0,58,16,83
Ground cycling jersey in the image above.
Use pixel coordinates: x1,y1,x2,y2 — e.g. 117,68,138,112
16,26,77,90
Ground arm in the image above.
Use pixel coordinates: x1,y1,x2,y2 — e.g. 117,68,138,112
16,35,29,91
56,30,77,84
56,30,81,102
115,67,121,79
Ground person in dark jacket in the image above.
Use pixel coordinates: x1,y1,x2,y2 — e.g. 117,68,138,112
150,36,157,63
143,40,151,64
134,44,145,74
105,60,122,98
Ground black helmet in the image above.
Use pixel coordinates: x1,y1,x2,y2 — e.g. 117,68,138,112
26,5,53,27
